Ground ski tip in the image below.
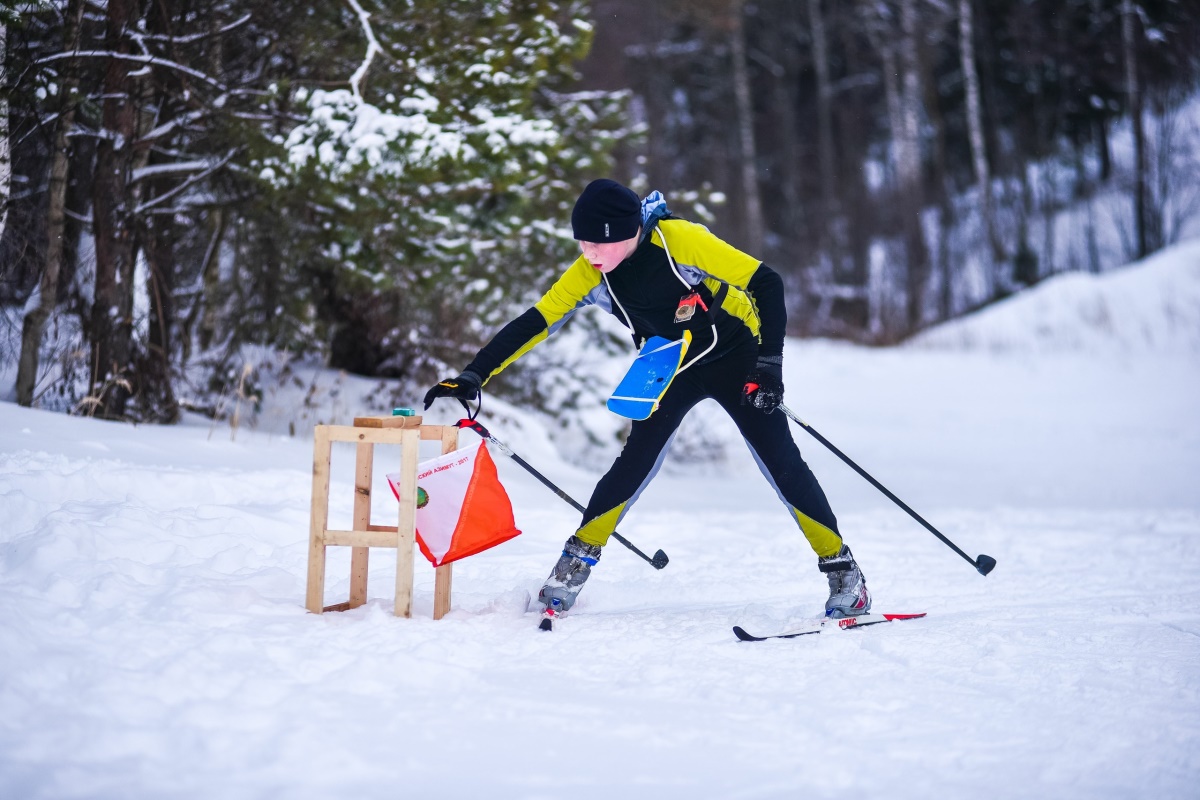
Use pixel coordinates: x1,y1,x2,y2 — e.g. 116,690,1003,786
538,616,554,632
732,626,764,642
881,613,927,621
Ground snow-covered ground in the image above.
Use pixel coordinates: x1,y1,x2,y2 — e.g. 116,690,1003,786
2,241,1199,799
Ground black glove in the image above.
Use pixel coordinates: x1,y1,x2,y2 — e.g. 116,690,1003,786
423,369,483,410
741,355,784,414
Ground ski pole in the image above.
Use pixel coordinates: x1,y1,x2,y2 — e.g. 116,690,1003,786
766,399,996,576
455,418,670,570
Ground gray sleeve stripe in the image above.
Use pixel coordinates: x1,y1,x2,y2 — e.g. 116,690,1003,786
677,262,707,286
547,284,606,336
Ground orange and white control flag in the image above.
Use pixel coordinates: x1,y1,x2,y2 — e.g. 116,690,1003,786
387,441,521,566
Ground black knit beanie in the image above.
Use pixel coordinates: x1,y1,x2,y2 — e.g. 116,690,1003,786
571,179,641,242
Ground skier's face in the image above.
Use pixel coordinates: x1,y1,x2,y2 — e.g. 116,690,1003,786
580,233,640,273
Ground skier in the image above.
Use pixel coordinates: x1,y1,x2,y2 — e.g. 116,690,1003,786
424,179,870,619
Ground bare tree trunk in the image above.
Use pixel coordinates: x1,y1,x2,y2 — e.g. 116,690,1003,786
142,214,179,422
938,207,953,320
199,229,229,351
896,0,922,193
920,22,951,323
121,0,178,421
959,0,998,300
808,0,836,225
182,9,229,364
16,0,85,407
180,206,225,362
862,4,905,340
772,59,801,228
878,40,904,186
729,0,764,254
769,13,802,244
864,0,927,333
959,0,991,211
90,0,140,418
898,0,929,330
0,19,10,243
1123,0,1147,260
1097,116,1111,181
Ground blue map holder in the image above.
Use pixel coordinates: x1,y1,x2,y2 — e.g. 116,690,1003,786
607,334,690,421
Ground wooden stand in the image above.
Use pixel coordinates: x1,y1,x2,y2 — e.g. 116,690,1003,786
305,414,458,618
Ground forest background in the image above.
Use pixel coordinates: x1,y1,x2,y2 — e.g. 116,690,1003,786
1,0,1198,426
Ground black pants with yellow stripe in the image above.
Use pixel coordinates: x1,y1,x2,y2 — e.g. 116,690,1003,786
575,340,844,559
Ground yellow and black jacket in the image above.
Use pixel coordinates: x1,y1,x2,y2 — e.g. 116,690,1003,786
465,217,785,383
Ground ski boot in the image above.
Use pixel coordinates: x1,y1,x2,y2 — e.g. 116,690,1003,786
819,544,871,619
538,535,601,629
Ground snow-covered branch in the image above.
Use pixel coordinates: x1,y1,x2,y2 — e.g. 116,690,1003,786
279,86,556,182
36,51,228,92
131,159,220,182
139,107,209,143
134,150,235,214
345,0,380,102
137,89,273,143
137,13,252,45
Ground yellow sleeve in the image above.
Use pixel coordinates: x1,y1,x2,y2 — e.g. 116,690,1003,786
534,255,603,333
652,218,762,288
472,256,603,382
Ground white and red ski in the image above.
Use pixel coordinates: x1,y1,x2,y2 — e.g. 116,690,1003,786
732,612,926,641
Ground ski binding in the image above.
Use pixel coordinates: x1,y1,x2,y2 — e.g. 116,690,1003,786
538,598,566,631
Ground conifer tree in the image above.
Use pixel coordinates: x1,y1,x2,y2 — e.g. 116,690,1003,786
263,0,629,379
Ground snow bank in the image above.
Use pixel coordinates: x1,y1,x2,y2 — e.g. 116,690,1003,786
910,237,1200,355
3,323,1200,797
2,232,1200,799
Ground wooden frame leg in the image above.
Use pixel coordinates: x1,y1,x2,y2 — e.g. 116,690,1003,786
393,427,420,617
306,426,333,613
349,440,373,608
432,426,459,620
433,565,453,620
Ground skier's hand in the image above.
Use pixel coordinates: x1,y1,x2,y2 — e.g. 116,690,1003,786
423,370,483,410
741,356,784,414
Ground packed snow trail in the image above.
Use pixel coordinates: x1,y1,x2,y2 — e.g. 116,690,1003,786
2,245,1200,797
2,344,1197,798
